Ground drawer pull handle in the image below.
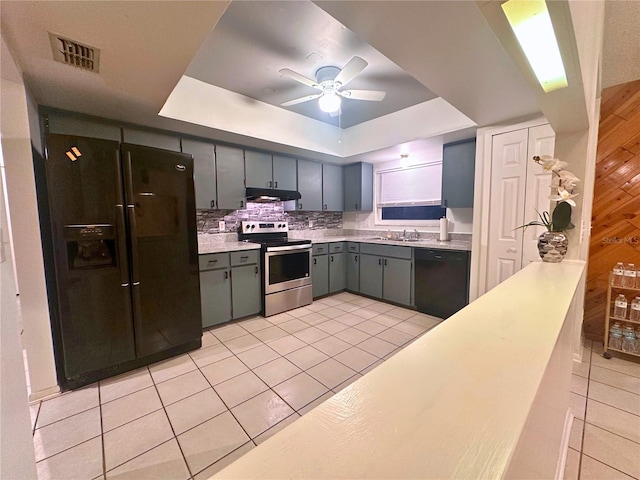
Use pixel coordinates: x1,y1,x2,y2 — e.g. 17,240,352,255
208,260,218,265
240,256,249,261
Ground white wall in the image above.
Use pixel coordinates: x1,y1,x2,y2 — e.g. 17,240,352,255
0,41,38,479
1,36,58,400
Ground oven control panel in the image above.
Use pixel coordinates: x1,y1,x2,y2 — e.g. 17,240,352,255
241,221,288,234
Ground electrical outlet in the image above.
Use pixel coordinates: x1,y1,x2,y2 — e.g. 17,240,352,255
309,220,314,228
218,221,225,231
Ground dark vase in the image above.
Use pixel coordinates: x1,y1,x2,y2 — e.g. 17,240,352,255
537,231,568,263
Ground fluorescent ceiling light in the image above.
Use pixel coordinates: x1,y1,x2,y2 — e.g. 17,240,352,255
502,0,568,93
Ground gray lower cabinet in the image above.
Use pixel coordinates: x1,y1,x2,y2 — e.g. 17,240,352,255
182,139,217,209
343,162,373,212
199,254,232,328
322,164,344,211
328,242,346,293
359,244,413,306
312,253,329,298
359,254,384,299
199,250,261,328
231,264,261,319
347,253,360,292
297,159,322,211
216,145,246,210
382,257,412,306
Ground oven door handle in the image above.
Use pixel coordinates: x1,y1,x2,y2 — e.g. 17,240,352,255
266,244,312,253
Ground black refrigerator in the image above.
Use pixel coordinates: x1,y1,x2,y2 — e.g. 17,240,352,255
40,134,201,390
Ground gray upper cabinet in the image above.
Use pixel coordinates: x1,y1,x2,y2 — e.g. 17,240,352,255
216,145,246,210
182,139,216,210
245,151,297,190
45,113,122,141
441,138,476,208
322,164,344,211
297,159,322,211
344,162,373,212
272,155,297,190
122,128,181,152
245,150,273,189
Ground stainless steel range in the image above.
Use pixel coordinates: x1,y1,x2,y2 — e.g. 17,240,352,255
239,221,312,316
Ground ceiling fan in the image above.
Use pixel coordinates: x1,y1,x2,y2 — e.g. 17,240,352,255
279,56,386,114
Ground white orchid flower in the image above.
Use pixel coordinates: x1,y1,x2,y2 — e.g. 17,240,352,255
538,155,568,173
549,188,578,207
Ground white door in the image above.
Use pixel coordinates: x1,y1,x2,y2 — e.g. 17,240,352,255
487,129,529,291
522,124,555,265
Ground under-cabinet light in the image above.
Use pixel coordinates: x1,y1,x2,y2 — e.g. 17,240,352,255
502,0,568,93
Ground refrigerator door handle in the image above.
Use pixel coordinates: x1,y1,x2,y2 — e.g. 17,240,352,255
115,204,130,287
123,151,141,285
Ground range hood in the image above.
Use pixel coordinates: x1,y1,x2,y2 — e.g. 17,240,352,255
245,187,301,203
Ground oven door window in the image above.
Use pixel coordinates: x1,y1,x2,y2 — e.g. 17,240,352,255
268,250,310,285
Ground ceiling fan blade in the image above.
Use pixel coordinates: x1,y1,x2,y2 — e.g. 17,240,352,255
279,68,320,89
334,56,368,87
281,93,321,107
339,89,386,101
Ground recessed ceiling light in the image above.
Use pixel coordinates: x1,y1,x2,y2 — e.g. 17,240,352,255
502,0,568,93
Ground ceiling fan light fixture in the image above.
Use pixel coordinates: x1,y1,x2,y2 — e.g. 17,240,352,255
318,92,341,113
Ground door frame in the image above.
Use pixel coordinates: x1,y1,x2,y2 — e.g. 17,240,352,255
470,117,549,301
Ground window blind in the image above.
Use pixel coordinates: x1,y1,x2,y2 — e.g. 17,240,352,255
376,162,442,207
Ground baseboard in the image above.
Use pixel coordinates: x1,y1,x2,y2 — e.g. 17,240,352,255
29,385,60,403
555,410,574,480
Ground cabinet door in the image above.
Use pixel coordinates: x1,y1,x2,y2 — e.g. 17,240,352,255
441,139,476,208
273,155,297,190
182,139,217,209
245,150,273,189
46,112,122,141
200,269,231,328
486,129,528,291
312,255,329,298
346,253,360,292
322,164,344,211
216,145,246,210
297,159,322,211
329,252,346,293
122,128,181,152
359,254,383,298
343,162,373,211
383,257,412,306
231,264,261,319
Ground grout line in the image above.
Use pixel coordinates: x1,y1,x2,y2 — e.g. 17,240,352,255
148,366,194,479
587,377,640,398
583,419,640,446
579,452,638,479
98,383,107,479
586,395,640,418
31,401,41,435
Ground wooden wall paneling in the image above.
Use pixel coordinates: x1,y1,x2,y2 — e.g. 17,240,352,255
585,79,640,342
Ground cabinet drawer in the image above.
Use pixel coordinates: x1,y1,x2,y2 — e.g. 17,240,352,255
347,242,360,253
313,243,329,255
360,243,412,259
199,253,229,271
329,242,344,253
230,250,259,266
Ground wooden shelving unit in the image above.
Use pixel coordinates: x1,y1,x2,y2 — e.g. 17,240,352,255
603,272,640,359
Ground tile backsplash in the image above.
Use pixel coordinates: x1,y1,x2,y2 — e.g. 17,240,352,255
196,202,342,234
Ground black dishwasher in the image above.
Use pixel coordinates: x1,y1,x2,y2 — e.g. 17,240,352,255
414,249,470,318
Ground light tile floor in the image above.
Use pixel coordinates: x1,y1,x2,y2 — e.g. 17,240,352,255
564,340,640,480
29,293,443,480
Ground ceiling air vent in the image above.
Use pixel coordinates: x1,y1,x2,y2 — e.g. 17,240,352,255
48,33,100,73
